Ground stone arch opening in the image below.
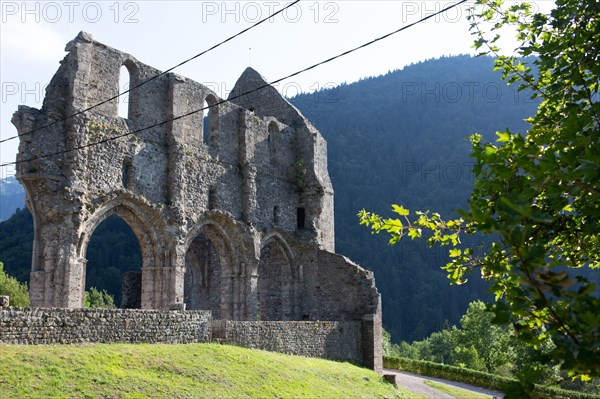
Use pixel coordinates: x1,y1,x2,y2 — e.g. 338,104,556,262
118,59,139,119
257,236,295,320
118,65,130,118
203,94,219,145
184,223,235,319
85,214,142,308
77,201,160,308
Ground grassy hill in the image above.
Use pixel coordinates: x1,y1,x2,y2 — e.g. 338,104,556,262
0,343,421,399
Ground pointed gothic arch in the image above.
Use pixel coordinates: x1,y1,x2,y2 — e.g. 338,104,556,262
75,197,163,308
257,234,297,320
183,221,237,319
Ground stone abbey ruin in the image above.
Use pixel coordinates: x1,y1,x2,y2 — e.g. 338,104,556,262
10,32,382,368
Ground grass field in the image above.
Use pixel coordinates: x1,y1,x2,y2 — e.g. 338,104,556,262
0,343,422,398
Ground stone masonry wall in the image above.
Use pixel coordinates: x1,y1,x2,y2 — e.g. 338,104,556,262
0,308,211,344
212,320,363,365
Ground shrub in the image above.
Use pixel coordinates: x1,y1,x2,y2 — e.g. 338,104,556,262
84,287,116,308
0,261,29,307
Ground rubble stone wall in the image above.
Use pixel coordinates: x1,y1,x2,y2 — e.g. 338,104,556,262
0,307,211,344
212,319,363,364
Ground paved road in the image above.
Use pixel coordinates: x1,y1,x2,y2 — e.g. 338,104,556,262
384,369,504,399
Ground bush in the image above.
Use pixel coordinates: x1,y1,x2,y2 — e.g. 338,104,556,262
0,261,29,307
84,287,116,308
384,356,600,399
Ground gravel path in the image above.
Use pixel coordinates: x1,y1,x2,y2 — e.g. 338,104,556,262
384,369,504,399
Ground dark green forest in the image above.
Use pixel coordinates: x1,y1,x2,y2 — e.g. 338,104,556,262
0,55,540,341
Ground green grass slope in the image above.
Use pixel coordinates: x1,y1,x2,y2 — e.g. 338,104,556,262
0,343,421,399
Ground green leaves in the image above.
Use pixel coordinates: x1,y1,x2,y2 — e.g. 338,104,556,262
0,262,29,307
392,204,410,216
360,0,600,391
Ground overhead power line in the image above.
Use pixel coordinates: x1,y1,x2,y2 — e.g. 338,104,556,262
0,0,301,145
1,0,470,168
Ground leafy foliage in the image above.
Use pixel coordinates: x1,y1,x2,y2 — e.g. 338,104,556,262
360,0,600,389
388,301,522,375
84,287,116,309
0,261,29,307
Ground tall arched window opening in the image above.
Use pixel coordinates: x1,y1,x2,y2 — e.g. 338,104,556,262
203,95,219,145
118,65,130,118
85,215,142,308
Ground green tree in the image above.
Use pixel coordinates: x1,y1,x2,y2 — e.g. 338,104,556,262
396,300,516,373
359,0,600,391
456,301,514,374
84,287,116,309
0,261,29,307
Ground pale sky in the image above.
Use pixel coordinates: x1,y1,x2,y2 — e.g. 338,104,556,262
0,0,552,177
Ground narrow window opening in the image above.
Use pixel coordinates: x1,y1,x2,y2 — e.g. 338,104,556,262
118,65,130,118
273,206,280,225
122,158,133,188
202,99,210,144
268,121,279,134
208,186,217,210
203,95,219,146
297,207,306,230
268,121,279,164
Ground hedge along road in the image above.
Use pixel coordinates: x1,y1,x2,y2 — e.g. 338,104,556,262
385,369,504,399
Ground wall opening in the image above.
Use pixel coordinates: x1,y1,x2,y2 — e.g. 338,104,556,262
85,215,142,308
118,65,130,119
297,207,306,230
257,240,293,320
208,186,217,210
273,206,280,226
184,233,222,317
203,95,219,145
268,121,279,164
121,158,133,188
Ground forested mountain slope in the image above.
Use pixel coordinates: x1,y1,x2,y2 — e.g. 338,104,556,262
0,176,25,221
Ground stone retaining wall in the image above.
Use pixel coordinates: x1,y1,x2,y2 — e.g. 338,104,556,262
0,307,211,344
0,308,378,370
212,320,363,365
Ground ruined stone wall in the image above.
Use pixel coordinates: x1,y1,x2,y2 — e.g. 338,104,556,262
12,33,382,371
300,250,381,321
0,307,375,369
0,307,211,344
13,32,342,311
212,320,363,365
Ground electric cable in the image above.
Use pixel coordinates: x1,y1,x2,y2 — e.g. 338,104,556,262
0,0,470,168
0,0,301,144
